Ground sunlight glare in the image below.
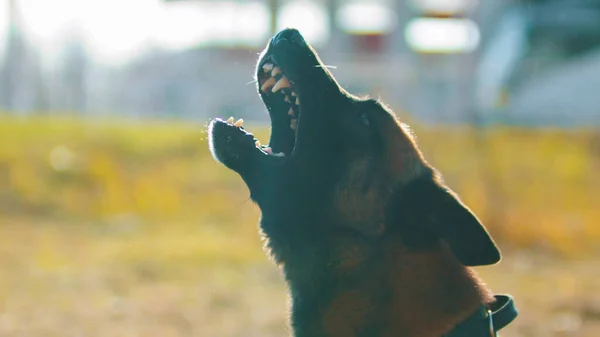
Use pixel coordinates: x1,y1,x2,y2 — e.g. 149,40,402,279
19,0,80,43
153,2,207,50
405,18,480,54
14,0,269,65
409,0,478,14
278,1,329,47
19,0,161,64
80,0,162,63
336,2,397,35
193,1,269,47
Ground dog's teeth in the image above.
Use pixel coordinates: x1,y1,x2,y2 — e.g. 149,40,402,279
282,88,293,96
261,77,276,92
290,118,297,130
262,63,274,72
255,140,261,147
288,107,295,116
291,92,297,97
271,67,282,77
262,146,285,157
227,116,234,124
284,96,292,103
272,76,291,92
234,119,244,127
295,97,300,105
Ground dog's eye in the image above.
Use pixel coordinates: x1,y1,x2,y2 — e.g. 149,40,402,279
359,112,370,126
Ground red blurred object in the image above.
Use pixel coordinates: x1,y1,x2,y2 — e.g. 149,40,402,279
351,34,387,53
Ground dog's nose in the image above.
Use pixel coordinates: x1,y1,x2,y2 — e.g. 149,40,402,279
272,28,306,47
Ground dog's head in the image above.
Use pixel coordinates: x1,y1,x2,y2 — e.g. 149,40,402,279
209,28,500,267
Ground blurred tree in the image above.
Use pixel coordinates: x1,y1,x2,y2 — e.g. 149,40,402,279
0,0,24,111
268,0,278,35
58,28,90,113
0,0,46,113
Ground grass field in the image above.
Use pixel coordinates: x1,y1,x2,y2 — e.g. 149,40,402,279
0,116,599,336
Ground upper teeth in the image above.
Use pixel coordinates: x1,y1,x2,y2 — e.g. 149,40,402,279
272,76,291,93
261,77,276,93
262,146,285,157
262,63,274,72
260,62,300,134
261,63,293,94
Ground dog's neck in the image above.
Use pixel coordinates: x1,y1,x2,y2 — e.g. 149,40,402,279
283,241,494,337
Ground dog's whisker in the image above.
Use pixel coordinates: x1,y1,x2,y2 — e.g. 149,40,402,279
314,64,337,69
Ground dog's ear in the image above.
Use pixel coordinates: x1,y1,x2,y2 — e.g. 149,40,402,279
426,183,501,266
389,173,501,266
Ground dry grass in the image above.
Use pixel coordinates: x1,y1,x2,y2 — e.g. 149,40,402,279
0,116,598,336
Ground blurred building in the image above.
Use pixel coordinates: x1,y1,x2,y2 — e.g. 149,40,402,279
152,0,491,124
476,0,600,126
1,0,599,126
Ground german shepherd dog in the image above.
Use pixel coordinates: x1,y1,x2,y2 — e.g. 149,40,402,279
208,28,516,337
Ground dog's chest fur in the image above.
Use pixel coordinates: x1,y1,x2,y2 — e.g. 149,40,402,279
260,215,493,337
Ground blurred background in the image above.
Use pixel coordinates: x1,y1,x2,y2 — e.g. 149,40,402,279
0,0,599,336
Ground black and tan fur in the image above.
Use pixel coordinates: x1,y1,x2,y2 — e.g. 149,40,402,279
208,28,502,337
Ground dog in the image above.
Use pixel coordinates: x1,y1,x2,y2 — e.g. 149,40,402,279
208,28,517,337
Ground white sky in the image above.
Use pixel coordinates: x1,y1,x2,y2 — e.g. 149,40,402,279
0,0,454,66
0,0,334,66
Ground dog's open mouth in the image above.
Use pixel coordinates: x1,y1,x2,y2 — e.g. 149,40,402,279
210,57,302,163
256,56,301,157
210,28,331,171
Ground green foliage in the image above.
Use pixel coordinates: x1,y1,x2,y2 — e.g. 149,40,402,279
0,116,598,256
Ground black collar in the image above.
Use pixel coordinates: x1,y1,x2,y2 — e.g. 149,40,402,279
445,295,518,337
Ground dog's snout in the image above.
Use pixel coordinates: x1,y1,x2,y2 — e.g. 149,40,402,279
272,28,306,47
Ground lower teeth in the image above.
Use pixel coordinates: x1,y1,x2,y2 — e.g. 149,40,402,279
262,146,285,157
